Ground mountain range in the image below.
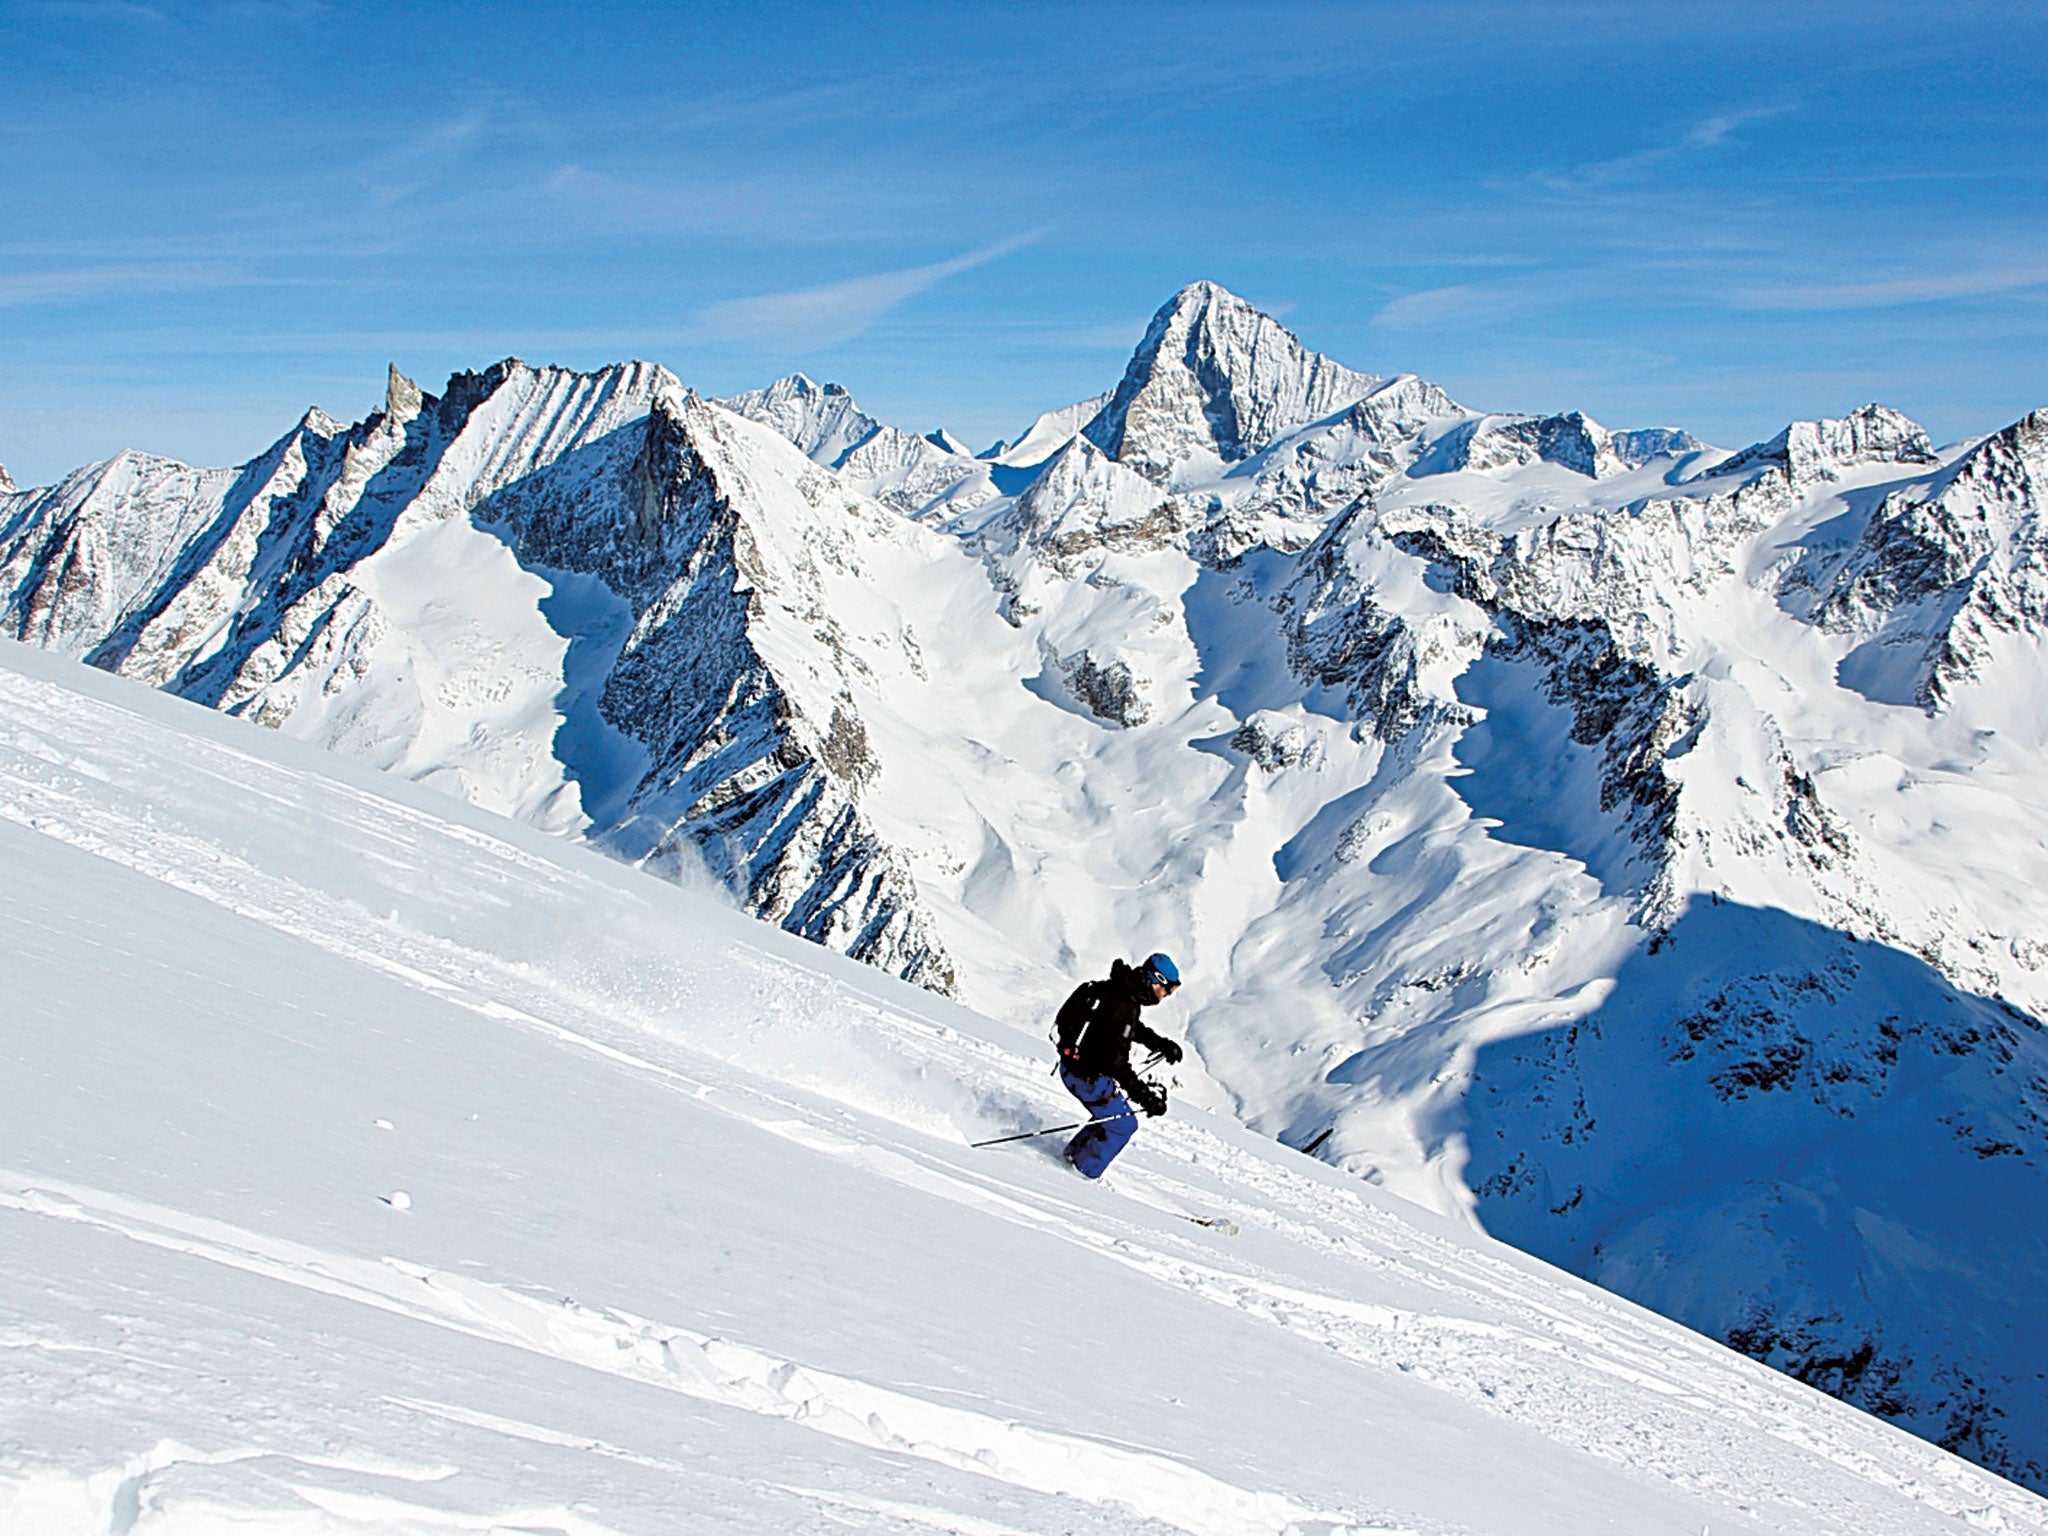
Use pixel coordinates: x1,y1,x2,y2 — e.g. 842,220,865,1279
5,279,2046,1490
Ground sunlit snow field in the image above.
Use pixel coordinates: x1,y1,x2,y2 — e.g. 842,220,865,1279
3,640,2043,1536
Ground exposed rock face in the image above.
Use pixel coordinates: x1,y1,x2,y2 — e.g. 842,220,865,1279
1710,402,1940,489
1084,281,1381,482
1061,650,1150,728
1802,410,2048,711
1231,709,1322,770
484,388,958,992
1416,410,1627,480
1281,500,1481,742
1610,426,1703,466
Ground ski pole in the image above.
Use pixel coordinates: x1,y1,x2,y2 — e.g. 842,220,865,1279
970,1112,1133,1148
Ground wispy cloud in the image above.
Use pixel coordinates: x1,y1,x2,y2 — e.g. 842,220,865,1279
692,234,1045,351
394,107,488,163
1735,266,2048,311
0,261,246,307
1537,104,1794,191
1371,283,1534,332
361,106,494,207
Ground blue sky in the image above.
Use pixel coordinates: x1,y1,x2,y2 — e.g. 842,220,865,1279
3,0,2045,485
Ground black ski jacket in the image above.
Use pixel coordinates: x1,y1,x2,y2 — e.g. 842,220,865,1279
1054,959,1175,1098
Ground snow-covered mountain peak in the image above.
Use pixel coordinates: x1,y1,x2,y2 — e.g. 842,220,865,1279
1796,403,2048,717
717,371,880,467
718,372,996,519
1083,281,1383,484
1611,425,1706,467
1712,402,1940,489
987,434,1193,574
381,362,425,428
1945,403,2048,493
1352,371,1464,432
1414,409,1628,481
631,383,910,569
1536,410,1626,478
0,464,14,494
295,404,343,440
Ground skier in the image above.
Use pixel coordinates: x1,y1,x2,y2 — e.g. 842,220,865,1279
1052,952,1185,1178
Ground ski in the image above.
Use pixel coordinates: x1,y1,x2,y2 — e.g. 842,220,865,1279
970,1111,1131,1148
1169,1212,1239,1235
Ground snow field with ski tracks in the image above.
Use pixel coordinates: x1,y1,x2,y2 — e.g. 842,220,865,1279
2,643,2042,1535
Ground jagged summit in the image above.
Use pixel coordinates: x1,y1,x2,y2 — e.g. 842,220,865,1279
1611,426,1704,466
383,362,425,425
1415,409,1627,480
297,405,344,439
1710,402,1939,489
718,372,881,466
986,434,1190,574
1806,405,2048,713
1083,281,1382,483
719,372,994,517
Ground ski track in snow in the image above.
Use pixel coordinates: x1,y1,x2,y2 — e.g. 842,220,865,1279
0,1178,1372,1536
2,656,2043,1536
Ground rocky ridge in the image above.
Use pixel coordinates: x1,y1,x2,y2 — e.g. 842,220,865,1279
2,360,957,990
719,372,996,519
1083,280,1383,483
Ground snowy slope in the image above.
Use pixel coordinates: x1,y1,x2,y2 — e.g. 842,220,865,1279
7,284,2048,1489
4,640,2046,1536
987,393,1112,469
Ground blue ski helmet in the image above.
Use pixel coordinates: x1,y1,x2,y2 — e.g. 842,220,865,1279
1142,952,1181,991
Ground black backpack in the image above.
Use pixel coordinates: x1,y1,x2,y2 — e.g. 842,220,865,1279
1053,978,1114,1068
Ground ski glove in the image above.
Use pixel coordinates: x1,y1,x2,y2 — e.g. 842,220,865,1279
1131,1081,1168,1118
1157,1039,1184,1066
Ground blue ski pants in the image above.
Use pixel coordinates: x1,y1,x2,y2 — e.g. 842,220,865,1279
1058,1065,1137,1178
